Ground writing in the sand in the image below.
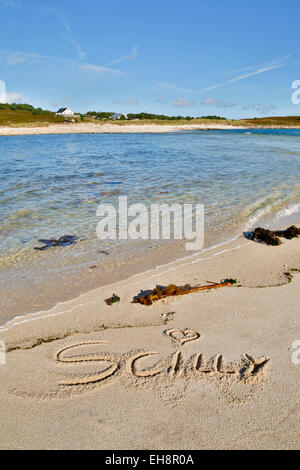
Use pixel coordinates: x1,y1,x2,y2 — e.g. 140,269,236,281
54,329,269,388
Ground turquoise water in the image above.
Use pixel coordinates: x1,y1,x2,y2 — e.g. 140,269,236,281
1,128,300,317
1,129,300,258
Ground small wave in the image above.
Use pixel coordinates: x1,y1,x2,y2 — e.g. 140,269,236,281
243,193,285,228
275,203,300,220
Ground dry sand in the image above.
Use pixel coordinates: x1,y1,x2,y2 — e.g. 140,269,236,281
0,122,245,136
0,235,299,449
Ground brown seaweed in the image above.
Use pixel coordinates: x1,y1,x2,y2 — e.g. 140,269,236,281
34,235,79,250
132,280,235,306
105,293,121,306
250,225,300,246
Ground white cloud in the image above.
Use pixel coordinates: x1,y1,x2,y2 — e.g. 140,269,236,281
155,97,167,103
124,98,139,105
5,51,55,66
0,0,20,7
57,11,85,60
42,7,85,60
206,58,288,91
79,63,124,79
243,103,277,114
172,97,195,107
221,55,290,78
0,81,24,103
155,81,197,95
106,46,139,66
5,91,23,103
201,97,235,108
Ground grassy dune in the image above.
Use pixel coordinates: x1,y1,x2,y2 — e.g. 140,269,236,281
0,106,65,126
0,103,299,128
243,116,300,127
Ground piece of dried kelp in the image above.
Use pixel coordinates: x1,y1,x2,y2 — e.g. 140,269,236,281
132,280,235,306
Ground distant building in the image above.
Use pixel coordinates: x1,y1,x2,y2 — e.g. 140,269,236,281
56,107,74,116
110,112,128,120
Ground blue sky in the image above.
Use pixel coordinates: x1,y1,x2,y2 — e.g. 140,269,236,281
0,0,300,118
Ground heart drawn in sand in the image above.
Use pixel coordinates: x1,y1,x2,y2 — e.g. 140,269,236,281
165,328,201,346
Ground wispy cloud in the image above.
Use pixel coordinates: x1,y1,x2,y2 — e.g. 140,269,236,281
172,97,195,107
79,63,123,79
40,6,85,60
106,46,139,66
155,81,197,95
57,10,85,60
5,51,55,65
155,97,167,103
201,97,235,108
243,103,277,114
124,98,139,105
0,0,20,7
206,57,289,91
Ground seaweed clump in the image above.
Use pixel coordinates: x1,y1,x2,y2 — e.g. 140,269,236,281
250,225,300,246
105,293,120,306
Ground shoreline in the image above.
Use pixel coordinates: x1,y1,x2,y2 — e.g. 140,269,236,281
1,196,300,324
1,122,300,136
1,230,300,346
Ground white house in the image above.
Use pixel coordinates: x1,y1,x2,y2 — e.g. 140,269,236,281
110,112,128,120
56,107,74,116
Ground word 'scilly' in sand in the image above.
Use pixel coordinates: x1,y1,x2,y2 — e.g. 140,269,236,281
48,329,269,403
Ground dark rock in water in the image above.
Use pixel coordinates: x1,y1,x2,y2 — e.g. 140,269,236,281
34,235,79,250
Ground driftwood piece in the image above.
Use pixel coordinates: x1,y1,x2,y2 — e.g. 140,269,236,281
132,280,236,306
251,225,300,246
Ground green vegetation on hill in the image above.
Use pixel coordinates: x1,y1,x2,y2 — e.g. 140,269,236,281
1,103,300,128
85,111,227,121
0,103,65,125
243,116,300,127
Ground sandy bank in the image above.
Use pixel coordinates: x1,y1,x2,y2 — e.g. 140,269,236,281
0,122,246,136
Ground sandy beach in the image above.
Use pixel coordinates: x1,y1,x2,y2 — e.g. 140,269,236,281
0,122,246,136
1,122,300,136
0,233,299,449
